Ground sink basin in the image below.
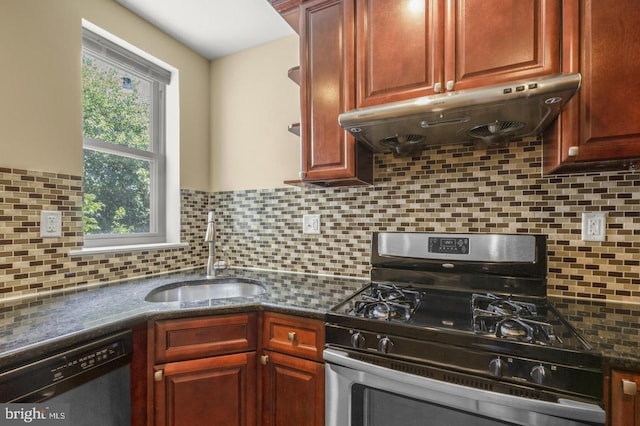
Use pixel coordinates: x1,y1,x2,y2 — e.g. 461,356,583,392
145,277,266,302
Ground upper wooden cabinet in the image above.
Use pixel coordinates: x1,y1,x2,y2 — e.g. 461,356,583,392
355,0,444,107
299,0,374,186
269,0,565,185
356,0,561,107
269,0,302,33
543,0,640,174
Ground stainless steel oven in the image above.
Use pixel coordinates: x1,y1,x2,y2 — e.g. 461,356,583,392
324,233,606,426
325,349,604,426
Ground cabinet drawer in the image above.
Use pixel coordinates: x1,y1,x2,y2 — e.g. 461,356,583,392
153,313,257,363
262,312,325,361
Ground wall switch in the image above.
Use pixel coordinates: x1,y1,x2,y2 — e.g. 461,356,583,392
40,210,62,238
581,212,606,242
303,214,321,234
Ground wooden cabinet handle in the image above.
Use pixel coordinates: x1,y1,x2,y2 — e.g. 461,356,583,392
260,355,269,365
622,379,638,396
154,369,163,382
287,331,296,342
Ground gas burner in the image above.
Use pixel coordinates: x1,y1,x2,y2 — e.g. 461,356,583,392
354,301,411,321
472,294,560,345
348,283,423,321
473,293,538,316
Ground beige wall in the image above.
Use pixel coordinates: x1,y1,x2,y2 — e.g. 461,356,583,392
0,0,211,191
210,35,300,192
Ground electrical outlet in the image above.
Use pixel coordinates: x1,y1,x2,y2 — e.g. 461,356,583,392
581,212,606,242
303,214,321,234
40,210,62,238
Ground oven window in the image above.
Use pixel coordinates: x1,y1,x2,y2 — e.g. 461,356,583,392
351,384,517,426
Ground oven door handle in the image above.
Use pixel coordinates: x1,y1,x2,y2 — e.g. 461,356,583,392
324,348,605,425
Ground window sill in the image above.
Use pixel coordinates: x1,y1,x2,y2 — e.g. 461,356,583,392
69,242,189,257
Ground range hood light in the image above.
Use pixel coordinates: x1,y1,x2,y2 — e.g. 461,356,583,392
488,122,501,134
419,116,470,128
545,96,563,104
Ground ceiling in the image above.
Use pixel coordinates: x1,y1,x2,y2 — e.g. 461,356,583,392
116,0,295,59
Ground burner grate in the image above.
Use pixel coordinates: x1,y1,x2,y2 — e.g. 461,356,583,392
472,293,561,345
349,283,424,321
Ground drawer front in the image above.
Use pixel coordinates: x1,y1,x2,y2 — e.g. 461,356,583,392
262,312,325,361
154,313,257,363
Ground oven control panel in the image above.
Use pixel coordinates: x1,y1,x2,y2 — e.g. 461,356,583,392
428,237,469,255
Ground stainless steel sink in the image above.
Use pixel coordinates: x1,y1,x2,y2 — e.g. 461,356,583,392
145,277,266,302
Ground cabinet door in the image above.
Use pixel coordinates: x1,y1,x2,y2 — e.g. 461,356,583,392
355,0,444,106
154,352,256,426
300,0,360,182
610,369,640,425
261,351,325,426
444,0,560,91
544,0,640,173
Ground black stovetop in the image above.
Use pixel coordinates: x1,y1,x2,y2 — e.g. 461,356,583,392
330,282,594,353
325,232,603,403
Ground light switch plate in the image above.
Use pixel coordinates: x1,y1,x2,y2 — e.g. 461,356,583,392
40,210,62,238
581,212,606,242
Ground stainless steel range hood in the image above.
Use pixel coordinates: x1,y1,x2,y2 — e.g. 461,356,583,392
339,73,581,156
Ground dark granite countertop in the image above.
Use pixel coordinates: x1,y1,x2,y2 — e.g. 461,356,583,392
550,296,640,372
0,268,366,370
1,269,639,374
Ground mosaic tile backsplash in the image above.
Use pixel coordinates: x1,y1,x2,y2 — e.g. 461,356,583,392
213,138,640,304
1,137,639,303
0,167,209,298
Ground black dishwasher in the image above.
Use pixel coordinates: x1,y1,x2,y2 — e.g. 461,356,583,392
0,330,133,426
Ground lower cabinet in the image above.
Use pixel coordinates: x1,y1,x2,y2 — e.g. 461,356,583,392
610,369,640,426
149,313,258,426
154,353,256,426
261,312,326,426
148,311,326,426
261,351,324,426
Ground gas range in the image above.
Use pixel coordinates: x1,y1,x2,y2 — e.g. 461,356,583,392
325,233,603,406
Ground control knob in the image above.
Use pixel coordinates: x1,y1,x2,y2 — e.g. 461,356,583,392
488,358,507,377
350,332,366,349
530,365,551,385
378,337,394,354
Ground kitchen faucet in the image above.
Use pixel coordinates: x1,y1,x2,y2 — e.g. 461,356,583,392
204,211,226,277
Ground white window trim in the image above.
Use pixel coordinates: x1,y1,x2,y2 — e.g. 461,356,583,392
72,20,182,256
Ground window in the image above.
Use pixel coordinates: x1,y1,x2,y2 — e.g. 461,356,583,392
81,26,174,249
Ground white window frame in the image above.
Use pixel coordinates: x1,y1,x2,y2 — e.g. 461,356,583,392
74,21,182,254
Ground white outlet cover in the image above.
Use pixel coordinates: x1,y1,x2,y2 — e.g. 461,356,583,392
581,212,606,242
303,214,321,234
40,210,62,238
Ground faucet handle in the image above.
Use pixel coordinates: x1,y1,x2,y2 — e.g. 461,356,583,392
214,253,230,272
